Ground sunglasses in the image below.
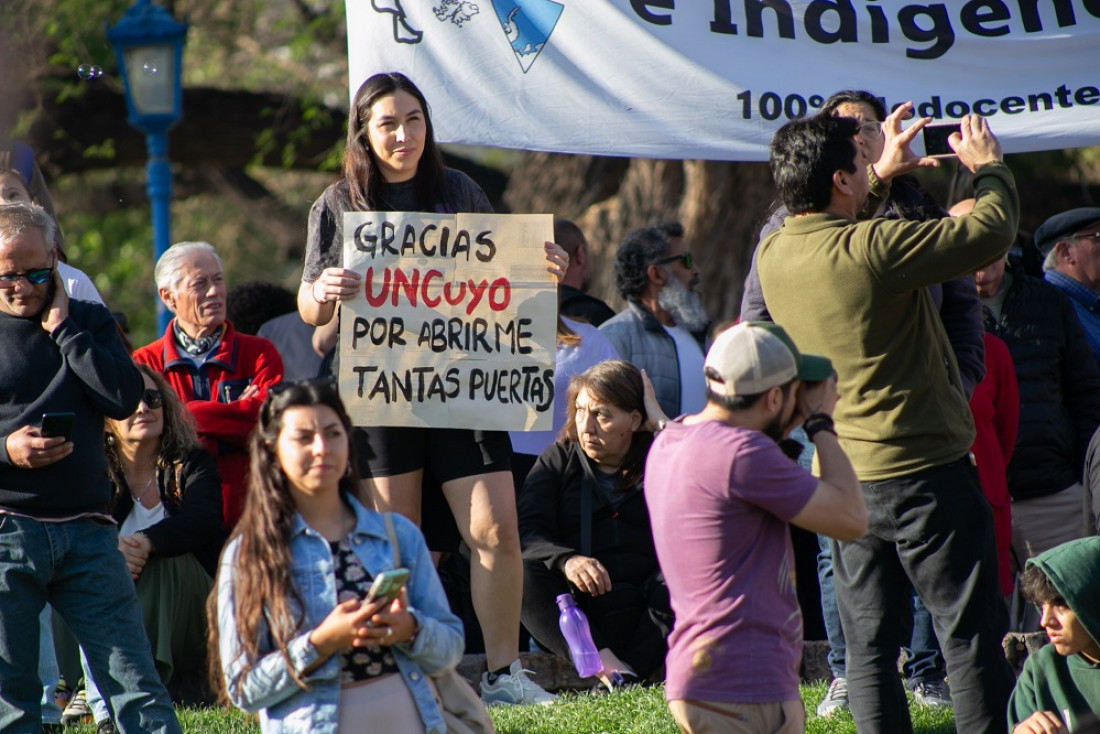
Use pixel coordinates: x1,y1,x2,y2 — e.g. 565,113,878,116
140,389,164,409
0,267,52,287
268,375,338,397
654,252,693,269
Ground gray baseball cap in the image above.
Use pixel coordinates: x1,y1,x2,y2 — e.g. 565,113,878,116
705,322,834,397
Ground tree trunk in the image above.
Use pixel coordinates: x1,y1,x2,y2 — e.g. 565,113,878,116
504,152,775,323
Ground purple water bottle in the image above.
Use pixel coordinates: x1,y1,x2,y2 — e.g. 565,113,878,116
556,593,603,678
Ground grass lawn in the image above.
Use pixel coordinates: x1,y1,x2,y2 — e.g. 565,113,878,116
66,681,958,733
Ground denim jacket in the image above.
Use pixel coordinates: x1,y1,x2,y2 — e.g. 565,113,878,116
216,495,464,733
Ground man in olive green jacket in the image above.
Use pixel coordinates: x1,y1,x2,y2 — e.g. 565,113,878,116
757,110,1017,734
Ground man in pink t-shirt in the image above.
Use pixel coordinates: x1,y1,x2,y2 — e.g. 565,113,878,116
646,322,867,734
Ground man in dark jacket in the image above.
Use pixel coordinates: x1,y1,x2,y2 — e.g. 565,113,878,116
1086,427,1100,537
1035,207,1100,366
0,202,181,733
976,252,1100,627
556,218,616,327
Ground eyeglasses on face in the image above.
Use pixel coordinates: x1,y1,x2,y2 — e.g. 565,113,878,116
0,267,52,287
140,389,164,409
1071,231,1100,245
857,121,883,140
654,252,693,270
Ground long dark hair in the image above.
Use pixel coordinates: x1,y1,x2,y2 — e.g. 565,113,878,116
561,360,653,488
344,72,448,211
208,378,366,700
104,365,199,513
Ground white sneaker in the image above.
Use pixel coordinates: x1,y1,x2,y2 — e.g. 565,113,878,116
815,677,849,717
479,660,557,706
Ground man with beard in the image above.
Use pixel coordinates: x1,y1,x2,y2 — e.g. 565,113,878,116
758,111,1018,734
600,222,708,418
645,321,865,733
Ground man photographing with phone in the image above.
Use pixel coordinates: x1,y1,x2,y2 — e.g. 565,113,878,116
0,201,181,732
756,112,1019,733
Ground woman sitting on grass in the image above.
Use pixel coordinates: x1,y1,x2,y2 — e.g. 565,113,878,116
518,360,672,691
67,364,225,730
209,378,464,733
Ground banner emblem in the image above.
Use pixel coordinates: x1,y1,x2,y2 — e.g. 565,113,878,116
491,0,564,73
371,0,422,43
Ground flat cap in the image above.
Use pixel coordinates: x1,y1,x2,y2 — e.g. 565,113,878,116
1034,207,1100,256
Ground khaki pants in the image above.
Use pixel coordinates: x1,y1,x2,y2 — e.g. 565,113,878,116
668,698,805,734
338,674,424,734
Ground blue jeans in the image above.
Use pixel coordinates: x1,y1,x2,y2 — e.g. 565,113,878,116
832,459,1014,734
816,534,845,678
903,593,945,685
38,607,62,725
0,515,181,733
818,537,945,684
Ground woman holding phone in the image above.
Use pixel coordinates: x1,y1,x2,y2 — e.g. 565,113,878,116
210,378,464,733
297,71,564,704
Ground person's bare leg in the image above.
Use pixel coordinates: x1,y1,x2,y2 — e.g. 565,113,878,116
596,648,636,688
368,470,423,526
598,649,635,676
443,471,522,670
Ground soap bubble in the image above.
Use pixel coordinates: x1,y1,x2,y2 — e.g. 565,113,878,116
142,62,158,76
77,64,103,80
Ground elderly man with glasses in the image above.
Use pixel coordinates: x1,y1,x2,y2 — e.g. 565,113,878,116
0,201,181,733
133,241,283,530
600,221,709,419
1036,208,1100,366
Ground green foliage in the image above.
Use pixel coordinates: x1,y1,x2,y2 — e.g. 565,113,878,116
61,203,159,345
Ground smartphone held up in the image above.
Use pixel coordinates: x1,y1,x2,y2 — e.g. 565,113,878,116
922,123,961,158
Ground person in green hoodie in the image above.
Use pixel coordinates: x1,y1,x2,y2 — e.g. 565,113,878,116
1009,537,1100,733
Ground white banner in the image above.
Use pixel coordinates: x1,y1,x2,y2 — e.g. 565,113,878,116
339,211,557,430
348,1,1100,161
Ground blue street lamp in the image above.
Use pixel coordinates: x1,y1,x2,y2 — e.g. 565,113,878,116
107,0,188,333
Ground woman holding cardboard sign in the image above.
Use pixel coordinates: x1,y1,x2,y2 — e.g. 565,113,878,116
298,72,565,705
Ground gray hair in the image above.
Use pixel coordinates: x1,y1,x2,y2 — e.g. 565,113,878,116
1042,245,1060,273
0,201,57,252
154,241,223,293
613,225,671,300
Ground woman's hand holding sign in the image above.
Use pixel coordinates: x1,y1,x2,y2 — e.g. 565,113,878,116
311,267,362,305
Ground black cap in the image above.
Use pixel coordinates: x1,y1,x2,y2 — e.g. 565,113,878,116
1034,207,1100,257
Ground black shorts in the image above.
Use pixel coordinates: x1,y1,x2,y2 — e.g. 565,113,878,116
353,426,512,483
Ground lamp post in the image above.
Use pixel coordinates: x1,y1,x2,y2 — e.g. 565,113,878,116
107,0,188,334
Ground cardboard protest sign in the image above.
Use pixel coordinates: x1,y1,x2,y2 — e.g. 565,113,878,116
340,211,556,431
